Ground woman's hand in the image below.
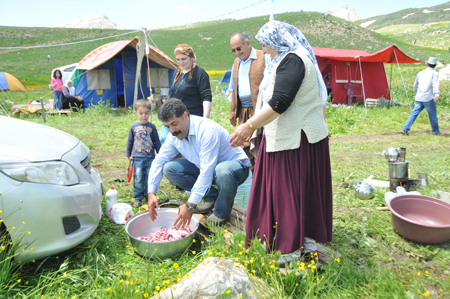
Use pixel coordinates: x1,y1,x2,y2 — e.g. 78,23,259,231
230,122,254,148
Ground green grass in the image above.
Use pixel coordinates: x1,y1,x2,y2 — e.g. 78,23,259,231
1,85,449,297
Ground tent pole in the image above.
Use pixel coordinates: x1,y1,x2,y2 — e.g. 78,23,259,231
358,57,367,115
393,47,412,110
389,50,394,99
351,58,359,105
133,30,146,111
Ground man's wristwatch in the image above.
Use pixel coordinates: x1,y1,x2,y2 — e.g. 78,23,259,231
185,203,196,213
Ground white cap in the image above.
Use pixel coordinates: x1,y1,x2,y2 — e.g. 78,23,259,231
427,57,438,65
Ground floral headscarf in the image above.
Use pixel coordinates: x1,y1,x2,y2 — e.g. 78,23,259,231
173,44,197,85
256,21,328,106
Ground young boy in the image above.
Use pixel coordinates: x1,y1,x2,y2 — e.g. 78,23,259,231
126,99,161,207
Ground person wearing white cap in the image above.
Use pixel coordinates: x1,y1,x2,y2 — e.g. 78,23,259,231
401,57,446,136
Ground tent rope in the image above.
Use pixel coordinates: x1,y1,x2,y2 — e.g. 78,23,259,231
0,30,140,50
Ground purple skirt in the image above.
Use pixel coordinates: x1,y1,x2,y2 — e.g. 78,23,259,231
245,131,333,254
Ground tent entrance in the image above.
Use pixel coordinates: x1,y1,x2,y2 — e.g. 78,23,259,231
115,58,125,107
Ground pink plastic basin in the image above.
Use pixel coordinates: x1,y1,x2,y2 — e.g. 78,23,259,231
388,194,450,244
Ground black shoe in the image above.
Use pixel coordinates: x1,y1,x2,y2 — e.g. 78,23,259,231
132,199,142,207
433,132,448,137
401,130,409,136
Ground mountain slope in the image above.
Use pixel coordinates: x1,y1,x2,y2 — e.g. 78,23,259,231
355,2,450,30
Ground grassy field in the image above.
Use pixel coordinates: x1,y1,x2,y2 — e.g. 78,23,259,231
1,73,450,297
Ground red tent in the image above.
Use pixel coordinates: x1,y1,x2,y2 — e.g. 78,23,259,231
313,45,422,104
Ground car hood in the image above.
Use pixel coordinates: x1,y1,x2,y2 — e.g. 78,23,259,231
0,116,79,162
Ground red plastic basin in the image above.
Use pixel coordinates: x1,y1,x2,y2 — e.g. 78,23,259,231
388,194,450,244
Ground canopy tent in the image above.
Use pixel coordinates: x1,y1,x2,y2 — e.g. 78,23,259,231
313,45,422,104
0,72,27,92
74,38,178,108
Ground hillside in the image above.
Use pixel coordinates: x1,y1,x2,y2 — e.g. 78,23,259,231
356,1,450,30
376,22,450,50
0,11,448,88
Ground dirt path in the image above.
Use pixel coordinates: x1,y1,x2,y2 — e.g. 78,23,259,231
330,128,450,143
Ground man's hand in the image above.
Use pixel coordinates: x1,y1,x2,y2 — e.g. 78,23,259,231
434,95,439,102
148,193,160,221
173,205,193,229
229,111,237,127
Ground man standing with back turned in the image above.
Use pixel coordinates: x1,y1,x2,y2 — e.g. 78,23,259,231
401,57,446,136
229,32,267,169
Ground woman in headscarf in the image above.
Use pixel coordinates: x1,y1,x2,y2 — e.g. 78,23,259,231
170,44,212,118
62,79,84,111
230,21,332,265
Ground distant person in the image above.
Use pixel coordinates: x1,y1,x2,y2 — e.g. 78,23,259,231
401,57,446,136
126,99,161,207
47,54,51,62
325,72,333,101
62,80,84,111
170,44,212,118
100,28,103,34
229,31,267,169
412,39,416,45
50,69,63,110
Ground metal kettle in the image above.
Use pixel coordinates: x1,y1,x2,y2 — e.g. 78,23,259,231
381,147,400,162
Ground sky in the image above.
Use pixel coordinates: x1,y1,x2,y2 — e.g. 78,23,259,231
1,0,449,30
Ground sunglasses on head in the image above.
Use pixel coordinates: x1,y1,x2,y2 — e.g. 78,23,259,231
231,46,242,53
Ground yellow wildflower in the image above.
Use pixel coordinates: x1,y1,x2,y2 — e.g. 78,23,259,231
237,294,242,298
144,293,149,298
106,288,111,292
224,229,228,233
135,290,140,294
270,265,274,269
249,290,253,294
186,273,190,278
17,279,21,283
22,222,26,225
173,263,179,269
126,271,130,277
119,279,123,283
418,272,421,276
192,251,196,255
424,291,430,297
335,258,340,263
207,250,211,254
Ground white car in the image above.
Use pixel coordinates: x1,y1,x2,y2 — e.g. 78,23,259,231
0,116,103,260
51,63,78,85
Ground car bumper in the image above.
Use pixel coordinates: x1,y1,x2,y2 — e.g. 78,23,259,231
1,167,103,260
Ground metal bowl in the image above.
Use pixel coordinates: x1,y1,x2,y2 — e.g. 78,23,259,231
388,194,450,244
125,208,199,260
354,183,375,200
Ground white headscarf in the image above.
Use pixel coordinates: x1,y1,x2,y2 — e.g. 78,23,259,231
66,79,75,96
255,21,328,107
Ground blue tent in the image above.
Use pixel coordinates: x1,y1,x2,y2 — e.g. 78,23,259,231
219,69,232,85
74,38,177,108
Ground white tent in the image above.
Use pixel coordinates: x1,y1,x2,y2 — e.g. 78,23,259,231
439,65,450,81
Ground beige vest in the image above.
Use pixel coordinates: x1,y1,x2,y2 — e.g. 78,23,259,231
231,49,265,117
263,51,329,152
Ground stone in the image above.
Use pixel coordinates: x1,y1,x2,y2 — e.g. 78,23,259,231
202,37,212,41
150,257,268,299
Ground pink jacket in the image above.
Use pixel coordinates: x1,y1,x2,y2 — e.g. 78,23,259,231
50,78,63,91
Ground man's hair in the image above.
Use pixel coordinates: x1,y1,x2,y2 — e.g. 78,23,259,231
428,63,437,69
135,99,152,111
231,31,250,44
158,99,188,122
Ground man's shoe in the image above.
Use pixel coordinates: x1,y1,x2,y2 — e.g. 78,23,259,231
133,199,142,207
193,201,215,214
401,130,409,136
206,214,230,226
433,132,448,136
